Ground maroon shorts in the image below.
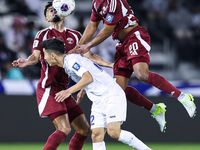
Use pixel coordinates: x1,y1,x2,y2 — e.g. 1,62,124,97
114,25,150,78
37,85,83,122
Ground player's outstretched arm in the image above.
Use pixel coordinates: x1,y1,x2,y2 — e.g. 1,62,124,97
12,50,41,68
83,50,113,68
76,89,86,105
79,20,100,45
68,20,100,55
55,71,93,102
76,23,116,55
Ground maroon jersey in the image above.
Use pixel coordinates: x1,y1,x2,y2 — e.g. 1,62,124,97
91,0,139,40
32,27,82,90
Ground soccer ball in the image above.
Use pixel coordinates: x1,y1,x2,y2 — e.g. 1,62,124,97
52,0,75,17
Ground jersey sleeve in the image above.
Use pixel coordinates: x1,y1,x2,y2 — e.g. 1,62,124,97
90,1,101,22
32,30,44,53
68,57,88,77
104,0,123,26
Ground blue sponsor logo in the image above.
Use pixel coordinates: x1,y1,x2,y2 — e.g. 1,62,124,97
72,62,80,71
106,14,114,23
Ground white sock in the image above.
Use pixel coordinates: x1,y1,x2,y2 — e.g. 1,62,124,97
177,92,186,102
150,104,157,113
93,141,106,150
118,130,151,150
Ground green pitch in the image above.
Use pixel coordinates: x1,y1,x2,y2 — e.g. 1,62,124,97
0,143,200,150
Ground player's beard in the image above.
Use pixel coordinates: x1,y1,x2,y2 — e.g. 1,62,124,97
52,15,61,22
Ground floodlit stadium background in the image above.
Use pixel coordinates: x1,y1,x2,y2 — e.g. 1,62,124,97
0,0,199,149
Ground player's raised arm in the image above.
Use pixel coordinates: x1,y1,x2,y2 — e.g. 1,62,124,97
76,23,116,55
86,23,116,48
83,50,113,68
12,50,41,68
79,20,100,45
55,71,93,102
68,20,100,55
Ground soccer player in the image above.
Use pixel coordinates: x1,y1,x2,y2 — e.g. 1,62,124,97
12,2,112,150
41,37,152,150
71,0,197,132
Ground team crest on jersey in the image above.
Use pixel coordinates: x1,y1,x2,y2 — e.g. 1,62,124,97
106,14,114,23
102,6,107,14
72,62,80,71
67,37,74,44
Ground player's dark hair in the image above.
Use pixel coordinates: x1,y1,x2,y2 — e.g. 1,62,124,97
40,38,65,55
44,2,52,17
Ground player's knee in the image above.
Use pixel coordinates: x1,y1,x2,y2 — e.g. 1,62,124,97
77,124,90,136
135,71,148,82
91,130,104,143
58,126,71,135
107,127,120,139
82,125,91,136
91,133,98,142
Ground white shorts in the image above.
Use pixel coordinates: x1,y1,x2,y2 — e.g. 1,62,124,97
90,83,127,129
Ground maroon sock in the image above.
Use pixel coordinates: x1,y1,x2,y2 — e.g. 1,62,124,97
125,86,153,111
68,132,88,150
147,72,181,98
43,130,67,150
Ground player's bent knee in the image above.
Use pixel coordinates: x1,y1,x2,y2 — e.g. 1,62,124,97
79,126,90,136
91,133,104,143
135,71,148,82
85,126,91,135
107,129,120,139
58,126,71,135
75,123,90,136
80,121,90,135
107,123,121,139
91,129,104,143
71,114,90,136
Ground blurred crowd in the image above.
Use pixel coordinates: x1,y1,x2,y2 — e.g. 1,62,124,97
0,0,200,80
139,0,200,69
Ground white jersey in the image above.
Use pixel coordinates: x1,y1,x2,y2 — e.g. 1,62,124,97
63,54,127,127
63,54,116,102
